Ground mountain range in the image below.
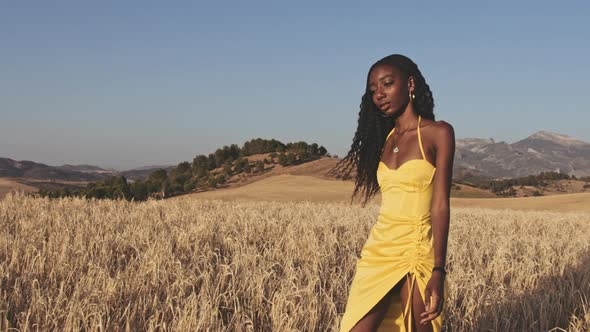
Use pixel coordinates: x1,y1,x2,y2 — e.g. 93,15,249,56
1,130,589,182
0,158,173,181
455,130,590,179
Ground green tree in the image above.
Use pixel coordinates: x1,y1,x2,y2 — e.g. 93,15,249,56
192,155,209,178
223,160,233,175
208,175,218,188
286,152,297,165
183,180,196,192
234,158,244,173
243,158,251,173
277,153,288,166
131,181,148,201
299,150,311,162
207,153,217,170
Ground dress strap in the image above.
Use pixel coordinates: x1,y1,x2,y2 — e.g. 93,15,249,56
385,126,396,141
417,115,426,160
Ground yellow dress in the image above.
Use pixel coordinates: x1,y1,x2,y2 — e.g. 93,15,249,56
339,115,448,332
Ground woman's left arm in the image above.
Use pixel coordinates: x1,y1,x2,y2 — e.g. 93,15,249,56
420,120,456,325
431,121,455,269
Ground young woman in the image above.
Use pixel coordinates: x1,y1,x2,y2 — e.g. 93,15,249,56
330,54,455,331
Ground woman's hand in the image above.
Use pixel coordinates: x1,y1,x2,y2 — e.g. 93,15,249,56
419,271,445,325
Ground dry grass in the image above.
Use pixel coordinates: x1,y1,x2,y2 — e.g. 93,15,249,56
178,174,362,204
183,174,590,213
0,178,37,199
1,191,589,331
451,192,590,213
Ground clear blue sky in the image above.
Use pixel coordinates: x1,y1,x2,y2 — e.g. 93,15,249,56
1,1,588,170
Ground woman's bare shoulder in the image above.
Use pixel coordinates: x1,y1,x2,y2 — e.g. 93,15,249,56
421,118,454,135
421,118,454,144
431,120,455,145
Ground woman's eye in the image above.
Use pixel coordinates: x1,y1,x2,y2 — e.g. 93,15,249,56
385,81,393,86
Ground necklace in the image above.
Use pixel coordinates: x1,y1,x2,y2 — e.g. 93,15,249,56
392,128,410,153
391,116,420,153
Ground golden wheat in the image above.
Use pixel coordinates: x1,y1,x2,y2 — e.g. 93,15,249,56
0,191,589,331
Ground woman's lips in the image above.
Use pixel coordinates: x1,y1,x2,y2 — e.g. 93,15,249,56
379,102,390,110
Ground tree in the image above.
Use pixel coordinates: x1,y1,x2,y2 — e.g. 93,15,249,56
214,148,228,166
286,152,297,165
183,181,196,192
309,143,319,155
176,161,191,174
277,153,288,166
207,153,217,170
243,158,251,173
299,150,311,162
223,160,233,175
229,144,241,160
131,181,148,201
234,158,244,173
192,155,209,178
208,175,218,188
170,162,191,189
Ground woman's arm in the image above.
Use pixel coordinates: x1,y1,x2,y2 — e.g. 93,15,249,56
420,120,455,325
430,120,455,268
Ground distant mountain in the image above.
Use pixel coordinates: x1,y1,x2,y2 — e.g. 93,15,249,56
455,130,590,179
124,165,173,171
57,164,117,173
0,157,176,182
0,158,115,181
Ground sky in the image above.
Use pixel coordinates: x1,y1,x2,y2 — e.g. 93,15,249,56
1,1,589,170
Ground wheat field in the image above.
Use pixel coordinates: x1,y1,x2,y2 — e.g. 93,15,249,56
1,191,589,331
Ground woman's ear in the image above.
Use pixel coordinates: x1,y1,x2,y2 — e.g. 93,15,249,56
408,76,415,91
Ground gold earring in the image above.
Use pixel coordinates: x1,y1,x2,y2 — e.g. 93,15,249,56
409,91,415,101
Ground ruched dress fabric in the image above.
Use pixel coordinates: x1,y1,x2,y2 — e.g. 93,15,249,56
339,115,448,332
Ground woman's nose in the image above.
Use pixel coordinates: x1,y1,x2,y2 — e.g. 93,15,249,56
375,89,385,100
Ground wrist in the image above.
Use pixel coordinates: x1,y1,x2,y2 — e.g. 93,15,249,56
432,265,447,278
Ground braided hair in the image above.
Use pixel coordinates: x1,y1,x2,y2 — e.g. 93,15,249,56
327,54,435,207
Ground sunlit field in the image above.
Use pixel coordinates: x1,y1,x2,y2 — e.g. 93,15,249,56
1,192,589,331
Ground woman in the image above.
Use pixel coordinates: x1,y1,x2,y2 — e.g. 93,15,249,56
330,54,455,331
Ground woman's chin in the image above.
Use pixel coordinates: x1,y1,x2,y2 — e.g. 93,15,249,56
381,109,396,117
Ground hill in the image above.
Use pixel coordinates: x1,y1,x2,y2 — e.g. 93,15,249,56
455,130,590,179
0,178,38,198
0,157,115,181
183,174,590,212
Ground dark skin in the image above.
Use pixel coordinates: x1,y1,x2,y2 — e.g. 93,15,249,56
350,64,455,331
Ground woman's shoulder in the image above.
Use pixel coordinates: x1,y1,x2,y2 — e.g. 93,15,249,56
422,118,455,142
432,119,455,144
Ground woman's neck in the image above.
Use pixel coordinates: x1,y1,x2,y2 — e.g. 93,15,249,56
394,106,418,131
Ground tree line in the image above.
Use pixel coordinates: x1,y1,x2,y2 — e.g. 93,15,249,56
474,171,589,197
37,138,329,201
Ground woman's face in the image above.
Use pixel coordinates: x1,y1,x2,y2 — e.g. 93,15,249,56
368,64,411,116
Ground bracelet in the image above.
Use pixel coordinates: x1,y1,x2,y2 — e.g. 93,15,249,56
432,266,447,275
